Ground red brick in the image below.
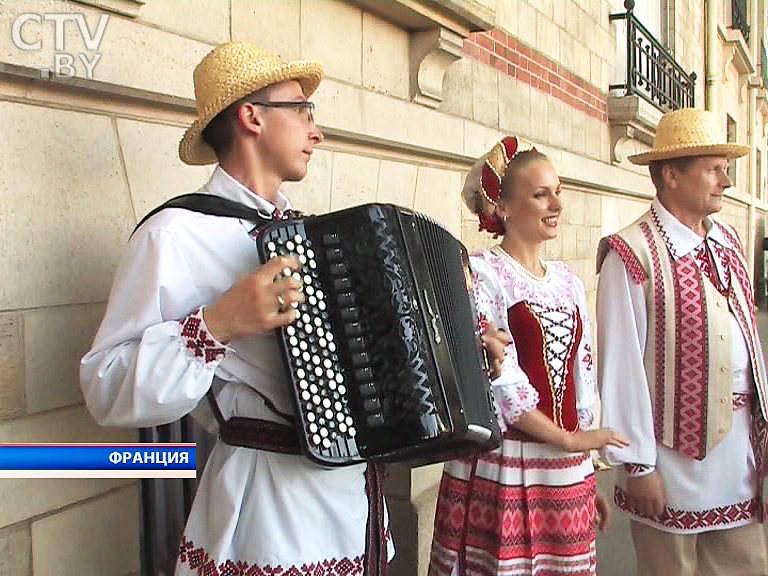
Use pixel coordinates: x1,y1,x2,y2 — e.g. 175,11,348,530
517,69,532,85
477,34,494,51
495,42,505,57
491,29,506,43
518,43,532,59
529,61,545,79
494,58,508,74
477,48,491,65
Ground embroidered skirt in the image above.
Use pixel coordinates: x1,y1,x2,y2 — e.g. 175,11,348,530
429,438,596,576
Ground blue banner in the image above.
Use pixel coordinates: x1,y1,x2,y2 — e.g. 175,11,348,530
0,444,196,471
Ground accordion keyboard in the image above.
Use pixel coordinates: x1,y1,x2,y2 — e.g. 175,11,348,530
264,223,369,462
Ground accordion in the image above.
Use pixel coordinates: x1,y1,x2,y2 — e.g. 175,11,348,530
257,203,501,466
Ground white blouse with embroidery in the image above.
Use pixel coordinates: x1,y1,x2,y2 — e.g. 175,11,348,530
470,247,597,433
80,166,393,575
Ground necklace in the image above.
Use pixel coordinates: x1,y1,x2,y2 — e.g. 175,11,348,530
492,245,549,281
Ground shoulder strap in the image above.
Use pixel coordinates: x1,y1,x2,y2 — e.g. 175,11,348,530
132,193,275,236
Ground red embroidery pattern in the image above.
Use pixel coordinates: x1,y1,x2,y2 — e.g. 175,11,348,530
641,221,667,443
177,536,364,576
581,344,593,371
180,308,226,363
672,256,708,459
733,392,751,411
605,235,648,284
615,487,758,530
433,472,597,570
477,311,489,333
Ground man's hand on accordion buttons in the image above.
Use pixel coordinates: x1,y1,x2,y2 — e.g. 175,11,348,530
203,256,304,344
482,322,512,380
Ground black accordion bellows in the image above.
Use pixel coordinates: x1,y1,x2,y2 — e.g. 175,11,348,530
257,203,500,466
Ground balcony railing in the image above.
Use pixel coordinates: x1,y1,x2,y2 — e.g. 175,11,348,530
731,0,750,43
610,0,696,112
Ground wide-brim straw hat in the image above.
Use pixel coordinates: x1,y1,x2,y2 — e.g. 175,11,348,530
179,42,323,165
628,107,749,165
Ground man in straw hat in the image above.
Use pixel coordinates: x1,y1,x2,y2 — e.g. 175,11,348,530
596,107,768,575
80,42,392,575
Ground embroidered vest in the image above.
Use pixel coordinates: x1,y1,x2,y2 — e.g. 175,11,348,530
597,210,768,462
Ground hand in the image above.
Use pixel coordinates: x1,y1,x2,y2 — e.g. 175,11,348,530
482,322,512,380
563,428,630,452
595,490,612,531
203,256,304,343
625,470,666,518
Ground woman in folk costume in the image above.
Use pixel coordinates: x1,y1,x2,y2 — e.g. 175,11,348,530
429,136,628,576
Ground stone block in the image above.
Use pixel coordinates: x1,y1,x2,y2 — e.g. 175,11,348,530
553,0,566,27
362,12,409,99
499,74,532,139
0,0,209,98
573,40,592,81
441,57,474,119
472,60,499,127
517,1,538,48
330,152,379,210
0,314,23,420
232,0,301,60
577,225,592,259
413,167,463,238
562,224,579,260
0,522,30,576
529,88,550,145
463,120,504,160
547,96,571,150
563,189,587,226
591,53,603,88
23,303,105,414
116,119,213,223
537,11,560,62
559,32,575,73
0,102,135,310
281,148,333,215
312,79,364,136
376,160,418,208
141,0,229,44
571,108,587,156
0,407,134,528
494,0,518,36
301,0,362,85
32,486,139,576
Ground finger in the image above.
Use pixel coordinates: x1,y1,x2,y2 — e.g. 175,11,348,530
601,504,613,530
271,275,302,296
271,307,299,328
285,289,305,307
262,255,301,279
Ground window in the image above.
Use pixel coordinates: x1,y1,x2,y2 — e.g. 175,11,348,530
758,150,764,201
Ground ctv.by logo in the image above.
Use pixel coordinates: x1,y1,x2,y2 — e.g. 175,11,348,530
10,13,110,79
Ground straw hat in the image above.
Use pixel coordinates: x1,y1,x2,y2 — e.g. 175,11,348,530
628,108,749,165
179,42,323,165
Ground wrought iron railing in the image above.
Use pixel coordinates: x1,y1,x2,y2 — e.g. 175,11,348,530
731,0,750,42
609,0,696,111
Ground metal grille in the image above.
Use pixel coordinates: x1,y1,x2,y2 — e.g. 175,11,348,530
610,0,696,112
731,0,750,42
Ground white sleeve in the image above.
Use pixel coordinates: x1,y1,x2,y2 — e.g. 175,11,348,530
572,275,597,429
471,257,539,431
80,228,229,428
597,250,657,467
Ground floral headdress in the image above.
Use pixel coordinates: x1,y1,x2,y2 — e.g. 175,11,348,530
462,135,536,236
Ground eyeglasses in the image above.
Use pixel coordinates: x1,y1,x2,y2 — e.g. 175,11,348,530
250,100,315,124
